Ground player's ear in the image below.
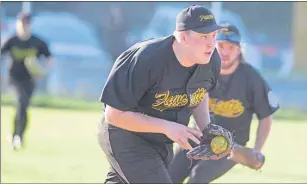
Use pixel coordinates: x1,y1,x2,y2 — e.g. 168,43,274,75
174,30,188,44
180,31,190,44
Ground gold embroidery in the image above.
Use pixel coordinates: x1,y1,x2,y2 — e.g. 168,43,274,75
199,15,214,22
152,88,207,112
209,98,244,118
152,91,189,112
11,47,38,61
189,88,206,107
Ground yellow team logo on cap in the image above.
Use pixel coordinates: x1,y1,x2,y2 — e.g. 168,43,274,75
219,27,234,35
220,27,229,32
199,15,214,21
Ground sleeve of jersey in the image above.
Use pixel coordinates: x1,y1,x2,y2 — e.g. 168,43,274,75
39,40,52,58
100,49,157,111
251,71,280,120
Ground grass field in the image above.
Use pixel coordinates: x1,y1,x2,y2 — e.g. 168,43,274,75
1,106,307,183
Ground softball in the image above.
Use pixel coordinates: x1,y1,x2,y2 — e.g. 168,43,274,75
210,136,228,154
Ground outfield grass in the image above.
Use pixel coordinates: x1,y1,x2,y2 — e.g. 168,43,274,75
2,94,307,121
1,106,307,183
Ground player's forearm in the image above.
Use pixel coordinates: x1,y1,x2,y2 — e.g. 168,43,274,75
192,93,210,131
254,116,272,152
105,105,169,134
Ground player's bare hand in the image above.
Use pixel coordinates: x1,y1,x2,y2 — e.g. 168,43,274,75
162,122,203,150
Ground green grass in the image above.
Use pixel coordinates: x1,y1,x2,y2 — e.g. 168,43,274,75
1,106,307,183
2,94,307,121
1,94,102,112
1,106,107,183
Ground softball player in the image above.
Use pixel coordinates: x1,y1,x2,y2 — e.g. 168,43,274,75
98,5,226,183
1,12,53,150
167,24,280,183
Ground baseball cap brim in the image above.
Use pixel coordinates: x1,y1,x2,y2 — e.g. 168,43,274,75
192,24,222,34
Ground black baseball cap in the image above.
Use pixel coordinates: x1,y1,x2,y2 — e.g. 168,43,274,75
176,5,221,34
217,23,241,45
17,12,31,24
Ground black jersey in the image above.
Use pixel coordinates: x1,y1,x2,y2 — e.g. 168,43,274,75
209,63,280,144
1,35,51,80
100,35,221,143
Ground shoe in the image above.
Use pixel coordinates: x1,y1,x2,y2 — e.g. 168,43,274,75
12,135,22,150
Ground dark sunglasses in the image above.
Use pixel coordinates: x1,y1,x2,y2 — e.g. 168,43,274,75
216,31,241,43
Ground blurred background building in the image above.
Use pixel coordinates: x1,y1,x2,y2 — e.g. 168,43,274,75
1,1,306,109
